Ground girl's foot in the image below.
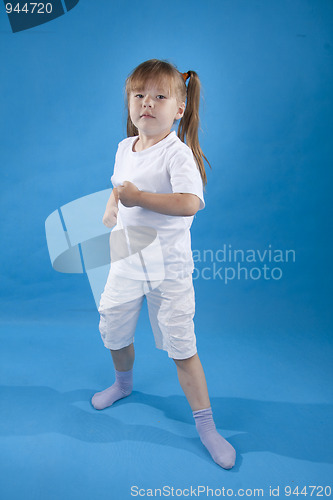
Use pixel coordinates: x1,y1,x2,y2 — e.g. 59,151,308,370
193,407,236,469
91,369,133,410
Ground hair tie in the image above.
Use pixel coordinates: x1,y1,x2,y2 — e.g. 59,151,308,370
182,72,190,83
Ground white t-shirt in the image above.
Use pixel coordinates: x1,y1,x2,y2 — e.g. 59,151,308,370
110,131,205,280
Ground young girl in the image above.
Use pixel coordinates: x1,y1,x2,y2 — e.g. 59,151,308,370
92,59,236,470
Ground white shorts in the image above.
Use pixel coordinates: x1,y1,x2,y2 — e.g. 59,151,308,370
98,270,197,360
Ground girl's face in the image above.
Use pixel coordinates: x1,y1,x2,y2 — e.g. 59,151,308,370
128,79,185,142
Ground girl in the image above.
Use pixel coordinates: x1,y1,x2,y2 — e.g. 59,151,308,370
92,59,236,470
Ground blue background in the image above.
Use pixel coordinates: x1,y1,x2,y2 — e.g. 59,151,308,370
0,1,332,499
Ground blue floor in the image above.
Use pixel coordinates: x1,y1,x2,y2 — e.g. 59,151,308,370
1,279,332,500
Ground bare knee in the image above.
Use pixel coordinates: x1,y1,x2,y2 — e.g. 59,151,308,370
173,353,197,368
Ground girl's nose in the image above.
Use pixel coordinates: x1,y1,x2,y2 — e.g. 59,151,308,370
143,95,153,107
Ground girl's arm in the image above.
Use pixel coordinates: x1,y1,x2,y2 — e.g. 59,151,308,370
102,188,119,227
117,181,200,217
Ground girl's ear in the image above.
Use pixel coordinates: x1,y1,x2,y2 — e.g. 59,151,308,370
175,102,186,120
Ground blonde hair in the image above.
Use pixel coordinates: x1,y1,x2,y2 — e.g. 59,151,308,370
125,59,210,185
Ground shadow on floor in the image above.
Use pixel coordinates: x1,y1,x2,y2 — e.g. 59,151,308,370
1,385,332,468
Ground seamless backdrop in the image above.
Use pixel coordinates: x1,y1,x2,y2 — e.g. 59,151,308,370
0,1,332,499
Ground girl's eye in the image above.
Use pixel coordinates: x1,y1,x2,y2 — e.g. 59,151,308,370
135,94,144,98
157,95,166,100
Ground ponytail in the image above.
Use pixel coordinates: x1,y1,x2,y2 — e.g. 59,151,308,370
178,71,210,186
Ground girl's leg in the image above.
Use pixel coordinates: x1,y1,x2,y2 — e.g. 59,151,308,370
173,353,236,470
173,353,210,411
111,342,135,371
91,344,134,410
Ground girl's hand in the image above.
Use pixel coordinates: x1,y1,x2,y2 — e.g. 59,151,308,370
102,187,119,227
117,181,141,207
102,206,118,228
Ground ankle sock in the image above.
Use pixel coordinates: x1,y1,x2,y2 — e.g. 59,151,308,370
193,407,236,469
91,368,133,410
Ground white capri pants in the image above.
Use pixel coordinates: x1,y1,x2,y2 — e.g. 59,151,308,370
98,270,197,360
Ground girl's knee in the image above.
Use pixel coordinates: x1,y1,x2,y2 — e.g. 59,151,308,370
173,353,197,366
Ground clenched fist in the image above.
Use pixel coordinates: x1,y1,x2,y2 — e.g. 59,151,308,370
117,181,141,207
102,206,118,228
102,187,119,228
